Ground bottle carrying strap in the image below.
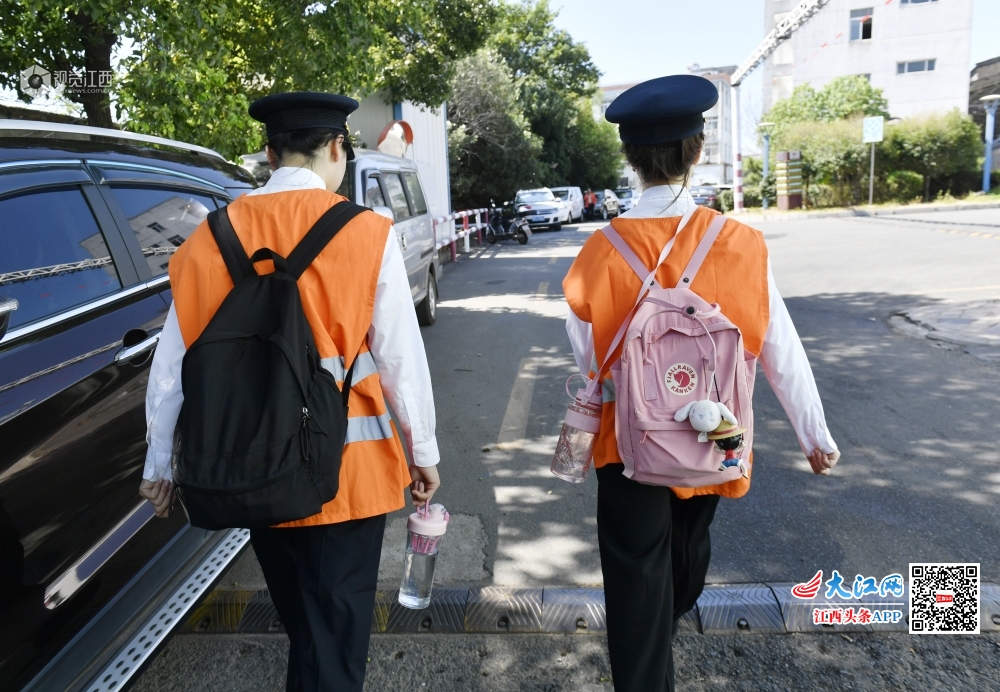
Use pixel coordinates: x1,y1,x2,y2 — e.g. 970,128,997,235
586,209,728,399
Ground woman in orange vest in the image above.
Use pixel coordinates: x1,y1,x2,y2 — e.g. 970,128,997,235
562,76,840,692
138,92,440,691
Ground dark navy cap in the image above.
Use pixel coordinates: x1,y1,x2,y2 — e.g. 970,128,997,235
605,75,719,145
249,92,359,158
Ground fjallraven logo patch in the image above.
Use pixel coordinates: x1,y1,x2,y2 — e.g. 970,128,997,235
665,363,697,396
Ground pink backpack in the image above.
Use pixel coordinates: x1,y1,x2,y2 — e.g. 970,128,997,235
591,210,757,487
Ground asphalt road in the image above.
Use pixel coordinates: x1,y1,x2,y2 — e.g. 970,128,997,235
133,207,1000,691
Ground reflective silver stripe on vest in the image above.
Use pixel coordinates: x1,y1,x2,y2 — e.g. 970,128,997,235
602,377,616,403
345,412,394,444
320,351,379,384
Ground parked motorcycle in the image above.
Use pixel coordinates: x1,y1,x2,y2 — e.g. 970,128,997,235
486,200,531,245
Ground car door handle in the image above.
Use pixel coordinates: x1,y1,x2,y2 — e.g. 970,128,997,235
115,329,161,364
401,235,407,250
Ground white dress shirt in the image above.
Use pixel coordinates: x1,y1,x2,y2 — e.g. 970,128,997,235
143,166,439,482
566,184,837,456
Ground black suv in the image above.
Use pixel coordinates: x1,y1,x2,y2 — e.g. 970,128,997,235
0,121,255,692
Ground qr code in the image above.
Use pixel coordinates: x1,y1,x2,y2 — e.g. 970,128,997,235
909,563,980,634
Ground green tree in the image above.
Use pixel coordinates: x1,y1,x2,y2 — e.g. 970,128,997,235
446,49,544,209
779,119,872,205
764,75,889,143
564,98,622,190
487,0,613,187
884,110,982,201
1,0,493,158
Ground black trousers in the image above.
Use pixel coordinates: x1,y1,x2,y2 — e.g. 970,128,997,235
250,514,386,692
597,465,720,692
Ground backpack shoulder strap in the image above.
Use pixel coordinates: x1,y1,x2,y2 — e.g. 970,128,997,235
286,201,369,279
207,207,255,284
675,212,728,289
600,224,661,289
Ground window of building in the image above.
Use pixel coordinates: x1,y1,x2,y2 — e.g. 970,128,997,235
850,8,873,41
705,116,719,133
0,188,121,329
897,59,936,74
110,187,217,276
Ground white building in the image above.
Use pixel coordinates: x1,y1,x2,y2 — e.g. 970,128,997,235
687,64,735,187
348,93,451,218
761,0,973,118
597,72,733,189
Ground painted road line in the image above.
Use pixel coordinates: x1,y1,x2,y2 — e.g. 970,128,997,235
548,256,558,265
497,357,538,450
179,583,1000,636
535,282,550,300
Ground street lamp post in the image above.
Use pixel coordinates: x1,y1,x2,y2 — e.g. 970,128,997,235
982,95,1000,194
759,122,775,210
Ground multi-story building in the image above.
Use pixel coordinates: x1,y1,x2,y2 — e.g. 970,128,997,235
596,68,734,188
687,64,736,187
761,0,973,118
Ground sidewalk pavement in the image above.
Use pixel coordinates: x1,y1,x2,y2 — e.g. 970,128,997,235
732,199,1000,223
895,300,1000,362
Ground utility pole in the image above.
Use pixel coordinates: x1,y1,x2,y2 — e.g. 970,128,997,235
981,95,1000,193
729,0,832,213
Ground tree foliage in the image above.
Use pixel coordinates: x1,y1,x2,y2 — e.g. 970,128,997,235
1,0,493,159
764,75,889,143
487,0,619,189
447,50,543,210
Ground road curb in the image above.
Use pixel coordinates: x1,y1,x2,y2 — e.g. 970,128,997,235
733,200,1000,223
181,583,1000,636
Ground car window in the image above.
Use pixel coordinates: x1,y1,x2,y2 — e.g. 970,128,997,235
551,190,569,200
402,172,428,215
0,188,121,329
516,191,556,204
364,175,386,208
382,173,411,221
618,190,633,199
110,187,217,277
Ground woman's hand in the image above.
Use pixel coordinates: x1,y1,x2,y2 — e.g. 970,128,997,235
139,478,175,518
808,449,841,476
408,464,441,507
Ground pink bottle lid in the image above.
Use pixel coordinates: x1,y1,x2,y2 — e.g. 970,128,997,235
407,503,449,537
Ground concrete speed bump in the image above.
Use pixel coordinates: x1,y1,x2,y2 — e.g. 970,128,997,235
982,584,1000,632
464,586,543,633
541,588,606,633
696,584,786,634
183,583,1000,636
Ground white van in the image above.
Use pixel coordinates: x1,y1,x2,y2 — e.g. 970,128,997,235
338,149,441,325
550,186,583,222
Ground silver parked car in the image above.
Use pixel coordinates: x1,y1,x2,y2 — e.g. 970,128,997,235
515,188,571,231
339,149,441,325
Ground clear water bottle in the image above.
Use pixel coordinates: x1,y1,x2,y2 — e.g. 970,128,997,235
550,383,603,483
398,503,449,609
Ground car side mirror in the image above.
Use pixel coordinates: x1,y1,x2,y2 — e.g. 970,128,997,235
371,205,395,222
0,296,18,341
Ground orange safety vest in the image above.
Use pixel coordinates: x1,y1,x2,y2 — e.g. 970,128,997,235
168,189,411,525
563,207,770,499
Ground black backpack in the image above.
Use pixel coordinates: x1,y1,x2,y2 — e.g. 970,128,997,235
173,200,369,529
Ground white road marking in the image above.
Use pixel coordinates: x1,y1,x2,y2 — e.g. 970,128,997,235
497,357,539,450
535,281,549,300
548,256,558,265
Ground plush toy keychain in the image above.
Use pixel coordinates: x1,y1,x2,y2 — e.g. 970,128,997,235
674,400,738,443
707,419,749,479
